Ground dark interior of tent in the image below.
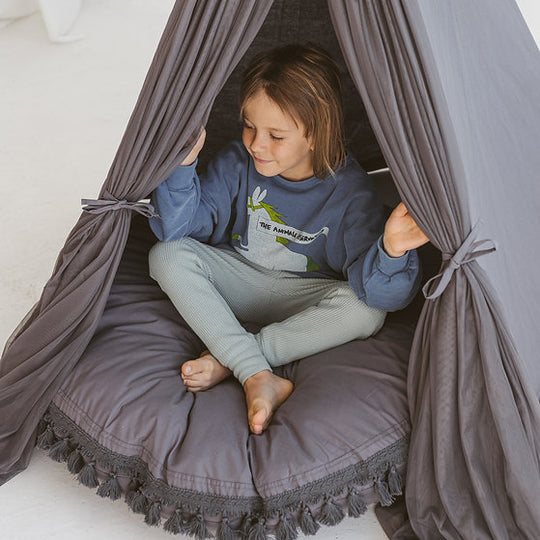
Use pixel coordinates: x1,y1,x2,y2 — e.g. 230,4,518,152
31,2,447,539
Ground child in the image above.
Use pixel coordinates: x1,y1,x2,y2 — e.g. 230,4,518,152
149,44,428,435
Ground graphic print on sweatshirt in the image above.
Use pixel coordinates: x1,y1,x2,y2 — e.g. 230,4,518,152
233,186,328,272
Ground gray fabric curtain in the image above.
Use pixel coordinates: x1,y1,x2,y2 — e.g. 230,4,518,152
0,0,273,485
329,1,540,538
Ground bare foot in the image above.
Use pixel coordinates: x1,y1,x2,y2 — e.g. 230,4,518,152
243,371,294,435
181,350,231,392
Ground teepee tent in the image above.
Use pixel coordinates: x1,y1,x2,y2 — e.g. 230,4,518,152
1,1,539,539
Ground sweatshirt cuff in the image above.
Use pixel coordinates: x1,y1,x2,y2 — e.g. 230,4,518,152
166,159,198,191
375,235,412,275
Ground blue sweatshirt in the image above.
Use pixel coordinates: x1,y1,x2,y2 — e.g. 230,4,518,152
150,141,421,311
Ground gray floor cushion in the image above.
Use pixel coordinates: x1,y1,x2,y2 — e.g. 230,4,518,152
37,216,428,539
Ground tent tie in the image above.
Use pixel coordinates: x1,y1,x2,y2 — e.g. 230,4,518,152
81,191,158,218
423,221,496,300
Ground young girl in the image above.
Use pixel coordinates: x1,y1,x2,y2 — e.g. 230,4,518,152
149,44,428,435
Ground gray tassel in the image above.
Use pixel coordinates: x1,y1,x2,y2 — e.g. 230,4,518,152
128,488,149,515
240,515,254,537
317,496,344,526
97,472,122,501
184,510,212,539
275,511,298,540
248,517,267,540
376,477,394,507
388,465,403,496
48,438,71,463
298,504,320,536
37,416,49,436
144,500,161,526
37,426,56,450
215,516,237,540
347,487,367,517
124,478,140,506
164,508,185,535
78,461,99,488
67,447,85,474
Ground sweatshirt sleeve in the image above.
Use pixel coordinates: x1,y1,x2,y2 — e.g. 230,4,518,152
347,236,422,312
149,161,200,241
149,142,245,244
335,163,422,312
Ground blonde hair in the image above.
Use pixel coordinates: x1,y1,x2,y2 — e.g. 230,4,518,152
240,43,346,179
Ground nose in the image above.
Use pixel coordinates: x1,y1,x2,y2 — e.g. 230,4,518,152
248,130,266,154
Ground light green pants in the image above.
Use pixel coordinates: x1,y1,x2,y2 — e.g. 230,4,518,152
149,237,386,384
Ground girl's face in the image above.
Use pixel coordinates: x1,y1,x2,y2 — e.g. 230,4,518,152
242,90,314,181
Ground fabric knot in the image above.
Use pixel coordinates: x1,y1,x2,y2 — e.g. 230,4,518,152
423,221,496,300
81,191,158,218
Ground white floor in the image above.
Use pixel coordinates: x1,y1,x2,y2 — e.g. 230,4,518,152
0,3,388,539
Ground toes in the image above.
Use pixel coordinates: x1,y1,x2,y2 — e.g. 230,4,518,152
180,354,231,392
249,403,271,435
183,375,206,392
181,363,192,378
184,384,204,393
182,361,203,377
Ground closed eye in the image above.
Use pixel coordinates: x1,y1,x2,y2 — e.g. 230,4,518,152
243,120,284,141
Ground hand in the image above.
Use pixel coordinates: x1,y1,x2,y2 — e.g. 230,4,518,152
383,202,429,258
181,127,206,166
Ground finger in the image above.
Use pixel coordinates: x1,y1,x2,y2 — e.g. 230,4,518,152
195,127,206,148
391,201,408,217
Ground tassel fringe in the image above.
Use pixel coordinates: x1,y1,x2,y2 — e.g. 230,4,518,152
36,409,407,540
347,487,367,517
298,504,320,536
37,426,56,450
124,479,141,507
247,517,267,540
388,465,403,496
184,509,212,539
97,472,122,501
317,496,344,526
215,516,237,540
128,489,150,515
48,437,72,462
67,448,85,474
376,477,394,506
275,511,298,540
164,508,186,535
78,461,99,488
145,500,162,526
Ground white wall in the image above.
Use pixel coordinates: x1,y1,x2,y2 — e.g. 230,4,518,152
516,0,540,46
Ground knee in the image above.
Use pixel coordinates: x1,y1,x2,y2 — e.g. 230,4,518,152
148,237,198,284
365,308,387,336
336,284,387,339
354,301,386,339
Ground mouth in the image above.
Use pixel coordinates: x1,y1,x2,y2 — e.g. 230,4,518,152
253,156,272,165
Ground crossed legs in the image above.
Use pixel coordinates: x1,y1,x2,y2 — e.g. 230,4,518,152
149,237,385,433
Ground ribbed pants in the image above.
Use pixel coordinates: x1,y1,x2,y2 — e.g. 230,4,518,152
149,237,386,384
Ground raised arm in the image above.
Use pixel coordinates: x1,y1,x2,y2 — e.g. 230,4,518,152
150,133,245,245
340,188,426,312
149,129,207,241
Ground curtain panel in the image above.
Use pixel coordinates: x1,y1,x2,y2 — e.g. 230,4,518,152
0,0,273,485
329,1,540,538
